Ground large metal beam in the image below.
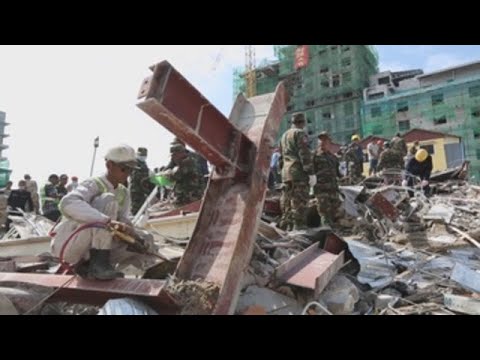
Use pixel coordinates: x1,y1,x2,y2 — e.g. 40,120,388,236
137,61,287,314
0,273,179,314
137,61,255,176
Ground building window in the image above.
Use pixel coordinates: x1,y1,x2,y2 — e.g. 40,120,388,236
343,72,352,83
344,103,354,116
305,99,315,107
320,66,329,74
332,75,340,87
474,130,480,139
469,85,480,98
472,107,480,118
318,48,327,56
371,107,382,118
433,116,447,125
432,93,444,106
422,144,435,155
398,120,410,131
321,80,330,88
330,45,338,51
341,58,351,67
342,46,350,52
378,77,390,85
397,101,409,112
368,92,384,100
344,92,353,99
323,112,332,119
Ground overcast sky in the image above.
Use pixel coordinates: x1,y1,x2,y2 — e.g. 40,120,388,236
1,45,480,187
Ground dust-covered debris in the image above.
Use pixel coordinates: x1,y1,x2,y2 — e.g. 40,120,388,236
165,276,220,315
40,302,99,315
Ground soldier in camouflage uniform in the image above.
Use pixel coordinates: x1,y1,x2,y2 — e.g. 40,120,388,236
165,137,209,187
391,133,408,158
377,141,405,185
344,135,364,184
130,147,154,215
159,144,204,207
313,132,342,227
278,113,316,231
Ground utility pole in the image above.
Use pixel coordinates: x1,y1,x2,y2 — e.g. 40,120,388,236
90,136,99,177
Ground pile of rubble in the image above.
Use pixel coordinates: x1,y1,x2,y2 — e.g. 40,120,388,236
231,179,480,315
1,178,480,315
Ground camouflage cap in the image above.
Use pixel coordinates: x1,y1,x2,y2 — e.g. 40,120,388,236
170,137,186,146
170,144,186,154
137,147,148,156
318,131,330,140
291,113,306,124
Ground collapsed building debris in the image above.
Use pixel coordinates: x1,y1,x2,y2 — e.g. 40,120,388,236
2,60,480,315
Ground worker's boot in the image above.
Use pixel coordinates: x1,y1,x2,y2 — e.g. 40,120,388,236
87,249,124,281
74,260,90,278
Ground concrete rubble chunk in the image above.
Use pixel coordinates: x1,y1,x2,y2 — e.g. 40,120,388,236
423,204,455,224
375,294,398,312
236,285,302,315
450,262,480,293
317,275,360,315
427,223,457,245
0,293,18,315
444,293,480,315
0,282,54,315
98,298,158,315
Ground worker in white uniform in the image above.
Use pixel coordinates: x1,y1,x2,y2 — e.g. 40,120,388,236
51,144,158,280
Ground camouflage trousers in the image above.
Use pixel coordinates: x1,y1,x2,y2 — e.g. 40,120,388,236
348,162,364,184
314,187,341,226
279,181,310,230
131,191,149,215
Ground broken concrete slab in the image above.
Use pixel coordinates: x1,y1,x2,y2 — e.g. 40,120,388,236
236,285,302,315
423,204,455,224
444,293,480,315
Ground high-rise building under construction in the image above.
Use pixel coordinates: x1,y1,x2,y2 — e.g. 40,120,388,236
233,45,379,144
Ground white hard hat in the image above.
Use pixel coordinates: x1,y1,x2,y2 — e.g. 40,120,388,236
105,144,138,168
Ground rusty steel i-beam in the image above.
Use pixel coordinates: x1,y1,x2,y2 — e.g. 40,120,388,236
138,61,287,314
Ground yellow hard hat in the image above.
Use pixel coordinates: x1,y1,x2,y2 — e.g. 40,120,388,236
351,134,360,141
415,149,428,162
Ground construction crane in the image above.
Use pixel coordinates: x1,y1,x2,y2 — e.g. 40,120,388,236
245,45,256,98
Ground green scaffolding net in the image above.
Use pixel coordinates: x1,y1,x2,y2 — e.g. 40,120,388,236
362,77,480,182
233,45,378,145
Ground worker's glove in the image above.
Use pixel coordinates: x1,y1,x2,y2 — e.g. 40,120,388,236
309,175,317,187
401,180,408,187
109,220,135,237
421,180,429,188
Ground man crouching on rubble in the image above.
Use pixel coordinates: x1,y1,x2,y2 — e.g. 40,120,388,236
51,144,158,280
